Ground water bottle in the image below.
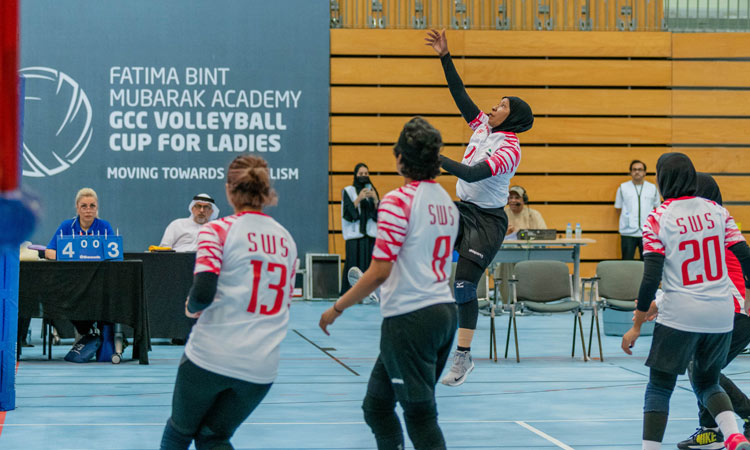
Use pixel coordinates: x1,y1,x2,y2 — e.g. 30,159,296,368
575,223,582,239
565,223,572,239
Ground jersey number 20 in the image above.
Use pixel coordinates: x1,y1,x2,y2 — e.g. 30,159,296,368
679,236,723,286
247,260,287,315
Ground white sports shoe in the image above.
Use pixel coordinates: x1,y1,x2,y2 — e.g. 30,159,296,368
347,266,379,304
441,350,474,386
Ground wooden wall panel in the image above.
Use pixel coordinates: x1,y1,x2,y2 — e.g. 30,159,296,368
673,91,750,116
329,174,750,203
329,30,750,269
331,57,672,86
330,29,671,57
331,203,620,231
672,33,750,59
673,119,750,145
331,86,672,116
331,146,750,174
331,116,673,144
330,201,750,234
673,61,750,88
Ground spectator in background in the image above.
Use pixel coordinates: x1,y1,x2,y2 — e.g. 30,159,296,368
159,194,219,252
505,185,546,239
615,160,660,260
340,163,379,295
495,185,548,304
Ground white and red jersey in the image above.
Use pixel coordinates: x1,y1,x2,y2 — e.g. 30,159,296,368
643,196,745,332
455,111,521,209
727,249,746,314
373,180,459,318
186,211,297,384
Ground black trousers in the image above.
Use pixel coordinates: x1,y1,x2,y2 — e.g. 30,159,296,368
161,356,272,450
621,235,643,260
694,312,750,427
363,303,457,449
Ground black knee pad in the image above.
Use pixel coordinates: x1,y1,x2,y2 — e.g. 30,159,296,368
454,280,477,305
457,299,478,330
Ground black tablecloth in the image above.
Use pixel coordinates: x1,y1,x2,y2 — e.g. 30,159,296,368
124,252,195,340
19,260,150,364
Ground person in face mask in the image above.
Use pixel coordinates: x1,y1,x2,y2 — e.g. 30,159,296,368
621,153,750,450
341,163,379,296
425,29,534,387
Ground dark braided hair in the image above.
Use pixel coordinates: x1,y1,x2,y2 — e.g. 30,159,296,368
393,117,442,181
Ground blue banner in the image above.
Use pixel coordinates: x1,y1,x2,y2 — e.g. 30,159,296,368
20,0,330,258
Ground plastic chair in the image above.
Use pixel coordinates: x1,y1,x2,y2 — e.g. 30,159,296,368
585,260,644,361
502,260,588,363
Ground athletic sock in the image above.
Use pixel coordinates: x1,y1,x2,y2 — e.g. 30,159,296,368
642,440,661,450
716,410,741,436
457,346,470,352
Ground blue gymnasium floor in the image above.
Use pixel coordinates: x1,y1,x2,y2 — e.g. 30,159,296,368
4,302,750,450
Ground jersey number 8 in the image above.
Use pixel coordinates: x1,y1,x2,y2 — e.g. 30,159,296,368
432,236,452,282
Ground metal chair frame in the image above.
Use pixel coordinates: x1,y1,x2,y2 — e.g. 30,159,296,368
496,261,589,363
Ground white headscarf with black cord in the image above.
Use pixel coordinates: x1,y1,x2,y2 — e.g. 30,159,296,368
189,193,219,221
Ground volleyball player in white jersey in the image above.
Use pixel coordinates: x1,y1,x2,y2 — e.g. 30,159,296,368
621,153,750,450
425,29,534,386
676,173,750,449
320,117,459,449
160,155,297,450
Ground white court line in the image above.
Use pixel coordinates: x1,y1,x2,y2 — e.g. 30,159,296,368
516,421,574,450
0,417,699,427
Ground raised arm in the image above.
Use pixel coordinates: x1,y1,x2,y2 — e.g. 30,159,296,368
425,29,481,124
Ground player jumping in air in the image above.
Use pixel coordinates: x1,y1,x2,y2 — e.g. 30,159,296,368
425,29,534,386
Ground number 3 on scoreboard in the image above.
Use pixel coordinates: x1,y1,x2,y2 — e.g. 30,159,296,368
247,260,287,315
107,241,121,259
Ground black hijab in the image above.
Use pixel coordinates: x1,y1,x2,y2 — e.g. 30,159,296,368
695,172,723,205
493,96,534,134
656,152,697,200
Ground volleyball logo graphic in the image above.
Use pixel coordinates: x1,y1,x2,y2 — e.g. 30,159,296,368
19,67,93,177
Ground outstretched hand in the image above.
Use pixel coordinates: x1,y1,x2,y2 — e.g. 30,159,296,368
425,29,448,57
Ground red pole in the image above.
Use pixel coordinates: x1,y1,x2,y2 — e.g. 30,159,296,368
0,0,19,192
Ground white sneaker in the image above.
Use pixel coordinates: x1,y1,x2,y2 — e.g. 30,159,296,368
347,266,379,304
441,350,474,386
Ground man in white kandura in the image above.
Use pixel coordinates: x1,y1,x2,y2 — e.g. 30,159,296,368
159,193,219,252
